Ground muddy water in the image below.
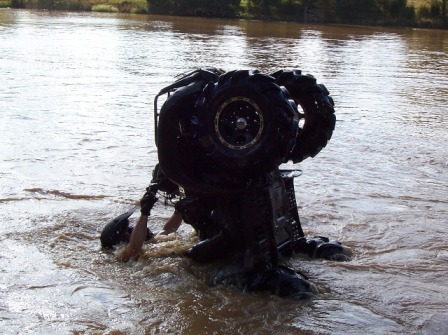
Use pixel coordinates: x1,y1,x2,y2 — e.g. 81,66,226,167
1,9,447,335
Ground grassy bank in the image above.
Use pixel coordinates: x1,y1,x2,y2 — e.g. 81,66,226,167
0,0,148,13
1,0,446,29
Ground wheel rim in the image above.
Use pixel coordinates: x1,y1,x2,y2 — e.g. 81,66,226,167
214,96,264,150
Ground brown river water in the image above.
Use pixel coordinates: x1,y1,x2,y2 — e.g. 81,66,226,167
0,9,447,335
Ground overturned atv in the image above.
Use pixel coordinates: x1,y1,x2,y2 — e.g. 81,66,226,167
103,69,351,299
153,69,350,298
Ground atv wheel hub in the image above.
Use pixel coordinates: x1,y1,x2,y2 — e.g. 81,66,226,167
214,96,264,150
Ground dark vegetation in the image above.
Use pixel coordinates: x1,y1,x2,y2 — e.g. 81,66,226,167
1,0,446,29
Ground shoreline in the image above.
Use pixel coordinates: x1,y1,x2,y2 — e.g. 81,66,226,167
1,2,447,30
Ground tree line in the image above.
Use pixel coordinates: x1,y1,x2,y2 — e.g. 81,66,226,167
147,0,446,28
4,0,447,29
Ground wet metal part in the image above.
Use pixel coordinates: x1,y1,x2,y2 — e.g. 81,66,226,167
214,96,264,150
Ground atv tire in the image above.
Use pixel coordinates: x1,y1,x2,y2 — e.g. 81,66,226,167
272,70,336,163
196,70,298,174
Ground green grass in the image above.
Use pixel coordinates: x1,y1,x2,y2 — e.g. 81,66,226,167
91,0,147,13
0,0,147,12
408,0,430,8
91,3,118,12
0,0,12,7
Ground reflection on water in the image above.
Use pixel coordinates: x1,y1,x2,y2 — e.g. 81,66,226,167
0,9,447,335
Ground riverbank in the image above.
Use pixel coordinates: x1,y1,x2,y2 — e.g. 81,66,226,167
0,0,148,13
1,0,447,29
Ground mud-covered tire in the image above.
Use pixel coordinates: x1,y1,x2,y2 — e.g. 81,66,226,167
272,70,336,163
196,70,298,174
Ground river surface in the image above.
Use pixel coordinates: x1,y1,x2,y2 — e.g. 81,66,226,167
0,9,447,335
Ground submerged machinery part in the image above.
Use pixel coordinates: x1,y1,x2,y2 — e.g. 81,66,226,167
152,68,340,286
100,68,345,298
